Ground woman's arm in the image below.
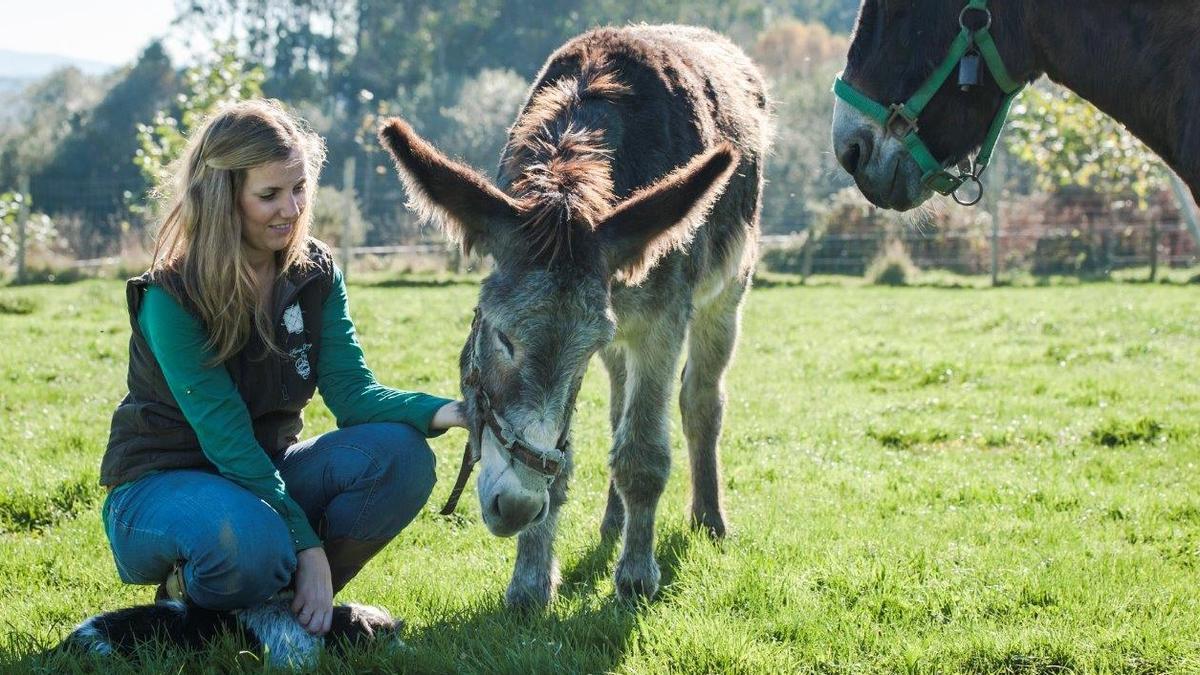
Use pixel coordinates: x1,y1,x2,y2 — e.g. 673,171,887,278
139,286,322,551
316,267,461,433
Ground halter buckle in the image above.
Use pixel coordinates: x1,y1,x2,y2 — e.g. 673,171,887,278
885,104,919,139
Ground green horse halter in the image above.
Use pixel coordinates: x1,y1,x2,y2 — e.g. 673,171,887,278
834,0,1025,205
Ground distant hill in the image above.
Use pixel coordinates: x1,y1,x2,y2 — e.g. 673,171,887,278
0,49,116,83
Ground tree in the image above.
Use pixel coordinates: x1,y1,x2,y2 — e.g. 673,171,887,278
754,20,852,233
134,43,265,194
0,67,111,189
30,43,177,256
1006,84,1168,205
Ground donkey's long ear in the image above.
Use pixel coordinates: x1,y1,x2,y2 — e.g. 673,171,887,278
379,118,520,255
596,144,739,284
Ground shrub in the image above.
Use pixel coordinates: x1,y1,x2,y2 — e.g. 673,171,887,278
865,240,918,286
1089,417,1164,447
310,185,366,248
0,294,37,314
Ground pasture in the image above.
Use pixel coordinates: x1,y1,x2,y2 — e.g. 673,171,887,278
2,277,1199,673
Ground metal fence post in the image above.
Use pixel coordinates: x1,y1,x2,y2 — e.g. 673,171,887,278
1170,172,1200,253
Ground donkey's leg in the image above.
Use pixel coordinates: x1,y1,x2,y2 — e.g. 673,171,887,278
600,347,628,539
680,279,747,539
611,320,687,599
506,452,573,609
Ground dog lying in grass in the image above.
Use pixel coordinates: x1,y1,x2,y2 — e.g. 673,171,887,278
63,598,401,670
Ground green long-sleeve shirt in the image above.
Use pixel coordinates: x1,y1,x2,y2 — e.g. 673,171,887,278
129,267,452,551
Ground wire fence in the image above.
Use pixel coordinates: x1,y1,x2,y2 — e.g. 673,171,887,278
6,174,1200,283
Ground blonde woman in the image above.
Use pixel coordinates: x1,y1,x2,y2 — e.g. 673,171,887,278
99,99,465,636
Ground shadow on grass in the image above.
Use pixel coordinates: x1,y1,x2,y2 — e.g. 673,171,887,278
400,528,698,672
14,529,701,673
355,276,480,289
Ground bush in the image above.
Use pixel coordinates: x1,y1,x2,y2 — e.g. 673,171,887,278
759,240,807,275
310,185,366,249
1,192,60,271
0,294,37,314
865,240,917,286
1089,417,1164,447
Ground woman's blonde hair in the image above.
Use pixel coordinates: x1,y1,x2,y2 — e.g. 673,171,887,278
151,98,326,365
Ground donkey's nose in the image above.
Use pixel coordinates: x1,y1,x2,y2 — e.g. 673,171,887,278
494,492,545,529
837,130,874,175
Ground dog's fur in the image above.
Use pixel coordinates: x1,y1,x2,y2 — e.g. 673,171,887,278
63,598,401,669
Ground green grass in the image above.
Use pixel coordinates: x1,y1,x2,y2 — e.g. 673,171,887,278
2,278,1199,673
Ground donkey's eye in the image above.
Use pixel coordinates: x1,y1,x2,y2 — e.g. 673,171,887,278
494,330,515,358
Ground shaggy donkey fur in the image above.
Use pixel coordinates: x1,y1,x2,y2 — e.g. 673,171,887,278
380,24,770,605
63,599,401,669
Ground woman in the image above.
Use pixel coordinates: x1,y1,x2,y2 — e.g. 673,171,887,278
99,99,465,636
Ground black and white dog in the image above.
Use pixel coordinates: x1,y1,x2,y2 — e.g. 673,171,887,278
64,598,402,669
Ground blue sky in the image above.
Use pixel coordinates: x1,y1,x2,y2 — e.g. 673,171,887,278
1,0,177,66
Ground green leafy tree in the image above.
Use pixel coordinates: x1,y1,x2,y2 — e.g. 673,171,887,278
0,67,110,188
1006,85,1167,205
30,42,177,256
134,44,265,193
0,192,58,270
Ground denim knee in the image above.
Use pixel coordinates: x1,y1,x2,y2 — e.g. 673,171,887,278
354,423,436,540
182,516,297,610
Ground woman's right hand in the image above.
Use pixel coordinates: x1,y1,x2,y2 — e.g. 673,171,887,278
292,547,333,635
431,400,468,430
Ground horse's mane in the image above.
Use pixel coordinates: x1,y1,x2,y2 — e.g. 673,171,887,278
504,57,630,262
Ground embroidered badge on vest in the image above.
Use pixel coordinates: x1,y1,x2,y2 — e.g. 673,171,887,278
282,303,313,380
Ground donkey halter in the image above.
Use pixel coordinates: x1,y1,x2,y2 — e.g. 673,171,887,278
833,0,1025,206
438,307,572,516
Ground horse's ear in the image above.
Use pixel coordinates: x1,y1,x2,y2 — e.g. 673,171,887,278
596,144,740,284
378,118,520,255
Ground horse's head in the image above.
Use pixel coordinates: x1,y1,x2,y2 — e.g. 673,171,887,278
379,118,737,536
833,0,1031,210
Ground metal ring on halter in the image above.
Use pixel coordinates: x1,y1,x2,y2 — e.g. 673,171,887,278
959,5,991,31
953,175,985,206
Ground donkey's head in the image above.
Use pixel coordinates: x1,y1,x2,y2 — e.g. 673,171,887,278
380,119,737,537
833,0,1031,210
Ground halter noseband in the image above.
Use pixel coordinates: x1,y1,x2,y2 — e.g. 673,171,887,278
834,0,1025,206
438,308,574,516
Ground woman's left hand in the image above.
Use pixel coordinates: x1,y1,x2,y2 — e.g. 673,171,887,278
431,400,468,430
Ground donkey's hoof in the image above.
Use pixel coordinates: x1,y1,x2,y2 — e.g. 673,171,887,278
690,509,727,539
505,565,558,611
614,555,660,601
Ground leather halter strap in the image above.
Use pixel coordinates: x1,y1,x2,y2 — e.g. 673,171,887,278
437,308,576,516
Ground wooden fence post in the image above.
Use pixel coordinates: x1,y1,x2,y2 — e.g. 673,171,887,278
341,156,356,280
800,229,817,282
1149,219,1159,282
16,175,30,284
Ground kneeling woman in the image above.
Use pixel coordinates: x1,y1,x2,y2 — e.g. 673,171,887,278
99,99,465,636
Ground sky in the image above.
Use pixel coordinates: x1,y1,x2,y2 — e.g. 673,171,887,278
0,0,178,66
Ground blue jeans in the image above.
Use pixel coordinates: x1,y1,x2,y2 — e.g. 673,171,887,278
103,423,436,610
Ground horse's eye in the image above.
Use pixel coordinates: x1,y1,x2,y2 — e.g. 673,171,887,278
495,330,515,358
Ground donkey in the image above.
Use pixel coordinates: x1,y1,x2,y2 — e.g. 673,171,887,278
832,0,1200,210
379,24,770,605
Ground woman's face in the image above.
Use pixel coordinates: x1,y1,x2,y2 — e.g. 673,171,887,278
238,151,308,266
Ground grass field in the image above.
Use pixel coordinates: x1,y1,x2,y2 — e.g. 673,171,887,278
1,277,1199,673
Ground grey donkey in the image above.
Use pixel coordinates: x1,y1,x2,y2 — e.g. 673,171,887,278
379,24,770,606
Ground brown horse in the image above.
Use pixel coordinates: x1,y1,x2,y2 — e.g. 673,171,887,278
832,0,1200,210
380,25,770,606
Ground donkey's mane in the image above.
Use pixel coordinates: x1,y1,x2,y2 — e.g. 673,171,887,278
505,57,631,262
